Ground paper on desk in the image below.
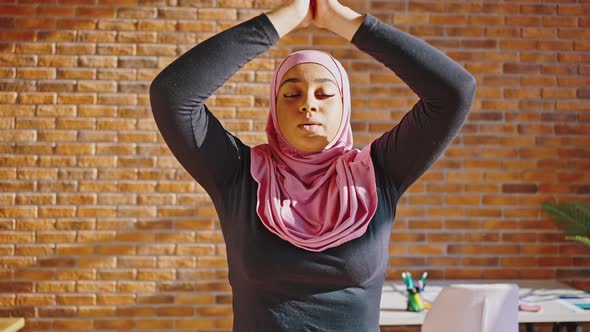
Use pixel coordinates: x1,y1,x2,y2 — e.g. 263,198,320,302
557,298,590,313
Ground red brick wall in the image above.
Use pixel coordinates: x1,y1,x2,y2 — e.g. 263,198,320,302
0,0,588,331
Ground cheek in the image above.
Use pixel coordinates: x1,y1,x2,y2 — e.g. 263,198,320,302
275,104,294,134
325,100,344,127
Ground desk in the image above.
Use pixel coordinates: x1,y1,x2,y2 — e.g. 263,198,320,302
0,318,24,332
380,280,590,332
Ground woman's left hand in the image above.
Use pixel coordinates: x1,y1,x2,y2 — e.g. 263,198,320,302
311,0,364,41
311,0,341,29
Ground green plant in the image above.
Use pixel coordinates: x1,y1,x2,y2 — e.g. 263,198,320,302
541,202,590,246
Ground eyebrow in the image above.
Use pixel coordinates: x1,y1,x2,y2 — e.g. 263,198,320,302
278,77,338,89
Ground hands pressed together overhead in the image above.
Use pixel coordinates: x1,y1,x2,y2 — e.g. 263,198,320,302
267,0,364,41
293,0,343,29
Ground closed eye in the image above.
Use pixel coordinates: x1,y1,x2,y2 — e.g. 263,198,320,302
281,92,336,98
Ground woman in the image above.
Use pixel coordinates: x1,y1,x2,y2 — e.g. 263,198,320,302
150,0,476,330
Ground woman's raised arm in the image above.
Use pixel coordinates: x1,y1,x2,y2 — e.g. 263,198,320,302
149,2,308,196
315,0,476,196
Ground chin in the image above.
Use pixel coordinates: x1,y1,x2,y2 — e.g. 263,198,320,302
294,138,330,153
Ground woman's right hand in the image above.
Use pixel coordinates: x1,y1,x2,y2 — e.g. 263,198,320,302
294,0,313,28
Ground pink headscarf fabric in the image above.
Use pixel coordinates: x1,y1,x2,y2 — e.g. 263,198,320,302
250,50,378,252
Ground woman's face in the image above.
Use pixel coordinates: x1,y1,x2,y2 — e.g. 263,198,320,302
276,63,343,153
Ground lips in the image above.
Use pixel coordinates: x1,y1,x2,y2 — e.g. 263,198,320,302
298,122,322,127
298,122,323,132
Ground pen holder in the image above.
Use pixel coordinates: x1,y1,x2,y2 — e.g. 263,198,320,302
406,288,425,312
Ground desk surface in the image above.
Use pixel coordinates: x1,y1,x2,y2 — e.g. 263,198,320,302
0,318,24,332
380,279,590,326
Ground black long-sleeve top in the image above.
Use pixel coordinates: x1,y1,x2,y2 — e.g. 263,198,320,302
150,13,476,332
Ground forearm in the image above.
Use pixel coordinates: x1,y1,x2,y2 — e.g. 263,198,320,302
361,14,476,195
322,4,364,42
351,14,475,106
265,4,307,38
150,14,279,112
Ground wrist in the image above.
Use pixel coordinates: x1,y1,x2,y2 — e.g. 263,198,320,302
266,3,308,38
324,4,363,41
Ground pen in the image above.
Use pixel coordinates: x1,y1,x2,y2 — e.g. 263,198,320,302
418,272,428,291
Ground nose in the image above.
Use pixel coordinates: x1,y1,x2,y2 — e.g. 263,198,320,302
299,93,317,113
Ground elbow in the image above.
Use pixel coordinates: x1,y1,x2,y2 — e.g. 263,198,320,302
464,73,477,98
464,74,477,105
149,75,168,116
149,76,163,104
450,72,476,110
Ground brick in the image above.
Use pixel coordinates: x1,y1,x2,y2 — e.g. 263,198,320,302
118,7,157,18
195,306,233,316
176,319,216,329
55,244,91,257
57,68,96,80
468,16,505,27
136,269,175,281
484,27,519,39
0,70,13,82
558,4,590,16
16,294,55,306
55,270,95,283
137,295,174,304
177,20,216,32
36,30,76,42
0,18,15,28
76,80,117,93
462,257,500,267
0,92,16,103
35,5,74,16
543,87,577,98
15,43,54,54
17,93,56,105
76,280,116,293
157,256,196,268
135,319,174,329
97,43,135,56
198,8,237,20
78,31,117,43
0,4,36,16
536,40,573,52
115,306,154,317
12,245,55,256
555,124,590,135
53,319,94,330
158,8,197,19
94,319,134,330
39,308,76,318
118,56,158,68
98,19,137,31
117,31,157,43
76,7,115,18
118,281,156,292
97,69,135,80
78,55,117,68
57,19,97,30
430,14,467,25
38,80,76,93
97,294,135,305
503,63,539,75
56,43,96,55
219,0,254,7
0,294,15,306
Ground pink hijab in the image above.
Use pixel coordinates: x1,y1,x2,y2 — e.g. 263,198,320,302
250,50,378,252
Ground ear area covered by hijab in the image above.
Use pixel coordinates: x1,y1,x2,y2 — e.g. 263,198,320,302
250,50,378,252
